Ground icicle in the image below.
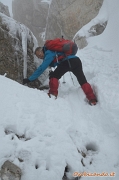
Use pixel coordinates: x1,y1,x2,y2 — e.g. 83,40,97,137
21,26,27,78
20,24,38,78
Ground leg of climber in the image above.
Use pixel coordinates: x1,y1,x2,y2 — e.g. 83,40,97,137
48,78,59,97
69,57,97,105
48,60,70,97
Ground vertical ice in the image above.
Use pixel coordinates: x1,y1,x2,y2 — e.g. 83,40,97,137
18,23,38,78
20,25,28,78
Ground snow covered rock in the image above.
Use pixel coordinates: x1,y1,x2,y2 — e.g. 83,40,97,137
0,11,48,88
0,2,10,17
74,21,107,49
0,161,21,180
88,22,107,36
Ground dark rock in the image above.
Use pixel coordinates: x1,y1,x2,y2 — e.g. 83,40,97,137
0,160,21,180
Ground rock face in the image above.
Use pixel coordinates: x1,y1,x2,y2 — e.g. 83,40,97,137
45,0,103,40
0,2,10,17
12,0,103,45
0,3,48,88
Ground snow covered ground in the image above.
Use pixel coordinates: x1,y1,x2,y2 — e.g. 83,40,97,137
0,0,119,180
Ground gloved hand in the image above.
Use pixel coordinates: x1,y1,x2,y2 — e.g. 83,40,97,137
23,78,30,85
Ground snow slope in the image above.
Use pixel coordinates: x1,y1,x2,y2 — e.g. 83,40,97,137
0,0,119,179
0,76,83,180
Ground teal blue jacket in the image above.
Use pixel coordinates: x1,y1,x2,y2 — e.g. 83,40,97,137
29,49,77,81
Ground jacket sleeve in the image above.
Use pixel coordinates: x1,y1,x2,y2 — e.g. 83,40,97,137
28,50,56,81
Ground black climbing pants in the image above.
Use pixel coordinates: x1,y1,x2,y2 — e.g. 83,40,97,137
49,57,87,86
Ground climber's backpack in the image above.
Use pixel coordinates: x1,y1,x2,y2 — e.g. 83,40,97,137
44,38,78,62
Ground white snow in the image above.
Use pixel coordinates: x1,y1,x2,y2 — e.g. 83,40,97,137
0,0,119,180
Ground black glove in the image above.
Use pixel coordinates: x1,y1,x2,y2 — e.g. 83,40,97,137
23,78,30,85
